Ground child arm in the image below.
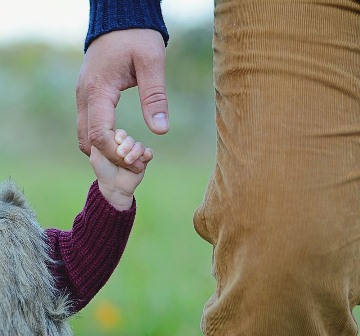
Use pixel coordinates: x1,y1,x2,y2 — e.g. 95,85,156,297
45,181,135,312
46,130,152,312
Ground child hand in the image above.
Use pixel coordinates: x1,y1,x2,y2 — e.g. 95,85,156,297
90,129,153,211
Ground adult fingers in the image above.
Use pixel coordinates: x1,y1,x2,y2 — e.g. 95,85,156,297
134,36,170,135
76,74,91,156
87,86,144,173
87,85,117,155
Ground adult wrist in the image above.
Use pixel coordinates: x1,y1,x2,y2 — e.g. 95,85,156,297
85,0,169,52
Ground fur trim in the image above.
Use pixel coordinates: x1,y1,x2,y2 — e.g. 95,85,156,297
0,178,72,336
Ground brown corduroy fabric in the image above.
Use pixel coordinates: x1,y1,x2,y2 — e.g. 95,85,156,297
193,0,360,335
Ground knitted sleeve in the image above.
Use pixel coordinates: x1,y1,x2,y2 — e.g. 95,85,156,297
45,180,136,313
85,0,169,52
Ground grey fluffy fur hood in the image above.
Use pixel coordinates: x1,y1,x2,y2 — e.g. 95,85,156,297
0,179,72,336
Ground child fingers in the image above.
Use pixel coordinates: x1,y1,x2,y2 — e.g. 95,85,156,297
116,136,135,158
140,148,153,163
115,130,152,165
115,129,127,145
124,142,145,165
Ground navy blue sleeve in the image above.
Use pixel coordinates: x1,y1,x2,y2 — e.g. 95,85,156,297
85,0,169,52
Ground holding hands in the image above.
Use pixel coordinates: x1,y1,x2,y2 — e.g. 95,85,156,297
76,29,169,174
90,129,153,211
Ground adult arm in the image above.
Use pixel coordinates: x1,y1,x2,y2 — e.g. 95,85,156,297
76,0,170,173
46,180,136,313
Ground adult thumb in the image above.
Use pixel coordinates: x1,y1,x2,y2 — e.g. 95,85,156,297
135,48,170,135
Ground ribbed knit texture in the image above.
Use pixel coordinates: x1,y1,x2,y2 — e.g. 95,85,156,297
46,180,136,313
85,0,169,52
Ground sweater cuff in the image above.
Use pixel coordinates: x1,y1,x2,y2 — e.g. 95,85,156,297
85,0,169,52
89,180,136,216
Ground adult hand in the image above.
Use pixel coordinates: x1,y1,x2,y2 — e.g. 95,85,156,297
76,29,169,173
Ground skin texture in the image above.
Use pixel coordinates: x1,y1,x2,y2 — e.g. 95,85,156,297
90,129,153,211
76,29,169,174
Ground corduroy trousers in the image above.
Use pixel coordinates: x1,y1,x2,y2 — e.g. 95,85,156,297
193,0,360,335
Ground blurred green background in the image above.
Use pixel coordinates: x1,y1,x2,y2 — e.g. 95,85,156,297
1,21,360,336
0,24,217,335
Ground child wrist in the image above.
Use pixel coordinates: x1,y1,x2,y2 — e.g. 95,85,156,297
98,183,133,211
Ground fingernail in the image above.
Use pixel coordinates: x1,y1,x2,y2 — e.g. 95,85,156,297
124,154,134,164
152,113,169,131
117,145,125,157
115,135,122,144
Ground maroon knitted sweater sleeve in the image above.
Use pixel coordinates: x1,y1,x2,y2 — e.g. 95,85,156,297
45,180,136,313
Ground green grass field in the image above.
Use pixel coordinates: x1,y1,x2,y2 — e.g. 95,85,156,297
2,153,360,335
0,153,215,335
